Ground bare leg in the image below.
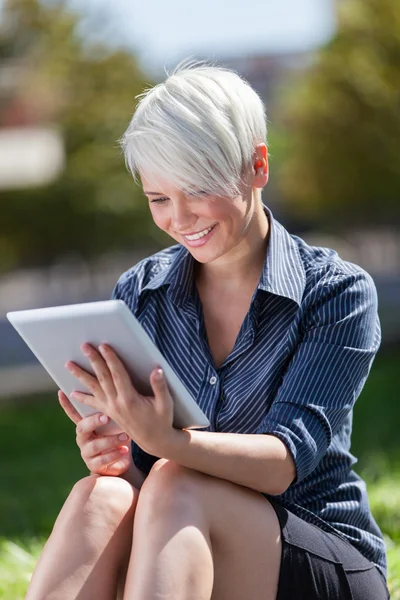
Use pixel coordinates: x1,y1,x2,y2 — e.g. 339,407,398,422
25,475,139,600
123,461,214,600
122,459,281,600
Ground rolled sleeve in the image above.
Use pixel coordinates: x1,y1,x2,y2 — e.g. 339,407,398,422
256,268,381,485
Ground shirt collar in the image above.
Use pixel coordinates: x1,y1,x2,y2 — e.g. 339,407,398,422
258,204,306,306
141,244,194,308
141,204,306,308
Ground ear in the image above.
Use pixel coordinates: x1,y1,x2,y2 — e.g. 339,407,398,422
253,143,269,188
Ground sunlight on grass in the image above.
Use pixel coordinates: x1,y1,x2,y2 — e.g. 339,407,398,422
0,538,44,600
387,541,400,600
1,530,399,599
368,477,400,542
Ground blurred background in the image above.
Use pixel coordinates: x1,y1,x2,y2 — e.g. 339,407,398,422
0,0,399,597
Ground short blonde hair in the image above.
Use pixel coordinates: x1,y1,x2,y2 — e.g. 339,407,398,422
120,60,267,196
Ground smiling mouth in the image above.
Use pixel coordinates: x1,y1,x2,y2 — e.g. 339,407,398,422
183,225,216,241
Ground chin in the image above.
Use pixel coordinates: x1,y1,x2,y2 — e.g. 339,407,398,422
185,244,228,264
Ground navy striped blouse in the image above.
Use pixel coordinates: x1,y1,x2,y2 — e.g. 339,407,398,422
111,204,387,577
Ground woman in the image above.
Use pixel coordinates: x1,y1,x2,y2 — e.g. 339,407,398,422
26,62,390,600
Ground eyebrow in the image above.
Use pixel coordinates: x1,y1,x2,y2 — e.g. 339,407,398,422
143,191,165,196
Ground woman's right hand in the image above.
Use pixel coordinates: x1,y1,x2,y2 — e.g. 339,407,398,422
58,390,133,477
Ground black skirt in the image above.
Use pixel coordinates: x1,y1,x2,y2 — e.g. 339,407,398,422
268,499,390,600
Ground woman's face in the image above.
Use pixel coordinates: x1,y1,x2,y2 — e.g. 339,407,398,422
140,170,263,265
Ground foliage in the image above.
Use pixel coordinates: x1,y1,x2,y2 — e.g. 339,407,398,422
276,0,400,229
0,0,163,273
351,349,400,468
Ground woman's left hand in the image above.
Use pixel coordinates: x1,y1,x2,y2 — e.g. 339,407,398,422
65,343,177,457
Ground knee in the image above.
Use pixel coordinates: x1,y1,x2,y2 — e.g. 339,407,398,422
145,458,196,490
74,475,137,510
56,475,138,531
139,459,204,512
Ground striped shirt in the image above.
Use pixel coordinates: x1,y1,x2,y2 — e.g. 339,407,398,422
111,204,387,577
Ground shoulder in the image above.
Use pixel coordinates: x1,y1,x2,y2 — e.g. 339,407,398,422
292,232,378,305
285,230,379,340
288,234,379,347
116,244,181,288
111,244,182,311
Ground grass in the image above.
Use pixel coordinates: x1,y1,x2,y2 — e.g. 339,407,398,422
0,538,43,600
0,348,399,598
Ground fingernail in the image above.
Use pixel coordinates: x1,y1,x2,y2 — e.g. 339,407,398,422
119,433,128,441
100,415,108,423
155,368,163,381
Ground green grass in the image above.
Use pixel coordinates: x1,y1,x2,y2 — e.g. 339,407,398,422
0,538,43,600
0,348,399,598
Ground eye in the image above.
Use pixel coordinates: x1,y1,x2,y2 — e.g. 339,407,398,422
150,196,169,204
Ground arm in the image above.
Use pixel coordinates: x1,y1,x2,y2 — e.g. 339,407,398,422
160,429,296,496
156,267,380,494
255,267,381,485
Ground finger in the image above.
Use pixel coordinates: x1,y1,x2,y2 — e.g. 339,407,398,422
58,390,82,425
65,361,101,397
150,368,171,406
76,412,110,446
82,432,131,460
70,390,101,411
88,447,131,472
81,343,117,401
98,344,134,396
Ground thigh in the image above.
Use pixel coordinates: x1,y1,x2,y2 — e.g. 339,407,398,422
180,466,282,600
269,499,390,600
143,459,282,600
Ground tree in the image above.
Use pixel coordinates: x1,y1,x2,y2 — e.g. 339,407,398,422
276,0,400,229
0,0,163,272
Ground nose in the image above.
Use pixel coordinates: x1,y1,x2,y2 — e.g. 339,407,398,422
171,198,197,233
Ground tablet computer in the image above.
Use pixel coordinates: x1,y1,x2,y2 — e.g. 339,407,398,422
7,299,210,435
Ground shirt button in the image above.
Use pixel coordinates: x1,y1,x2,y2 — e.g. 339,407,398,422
209,376,217,385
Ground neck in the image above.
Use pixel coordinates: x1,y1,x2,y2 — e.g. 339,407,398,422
196,201,270,287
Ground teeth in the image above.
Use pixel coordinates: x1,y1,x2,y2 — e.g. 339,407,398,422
184,226,214,241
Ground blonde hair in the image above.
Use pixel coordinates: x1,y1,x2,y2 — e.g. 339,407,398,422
120,60,267,196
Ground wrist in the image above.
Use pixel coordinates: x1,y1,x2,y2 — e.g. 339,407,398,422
146,427,186,460
154,427,187,460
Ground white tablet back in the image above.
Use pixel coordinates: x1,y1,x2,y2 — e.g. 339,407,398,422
7,300,210,435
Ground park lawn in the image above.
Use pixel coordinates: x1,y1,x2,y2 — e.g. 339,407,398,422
1,534,399,600
0,349,399,599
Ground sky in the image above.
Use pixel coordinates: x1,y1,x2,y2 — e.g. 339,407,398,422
63,0,336,73
0,0,336,74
